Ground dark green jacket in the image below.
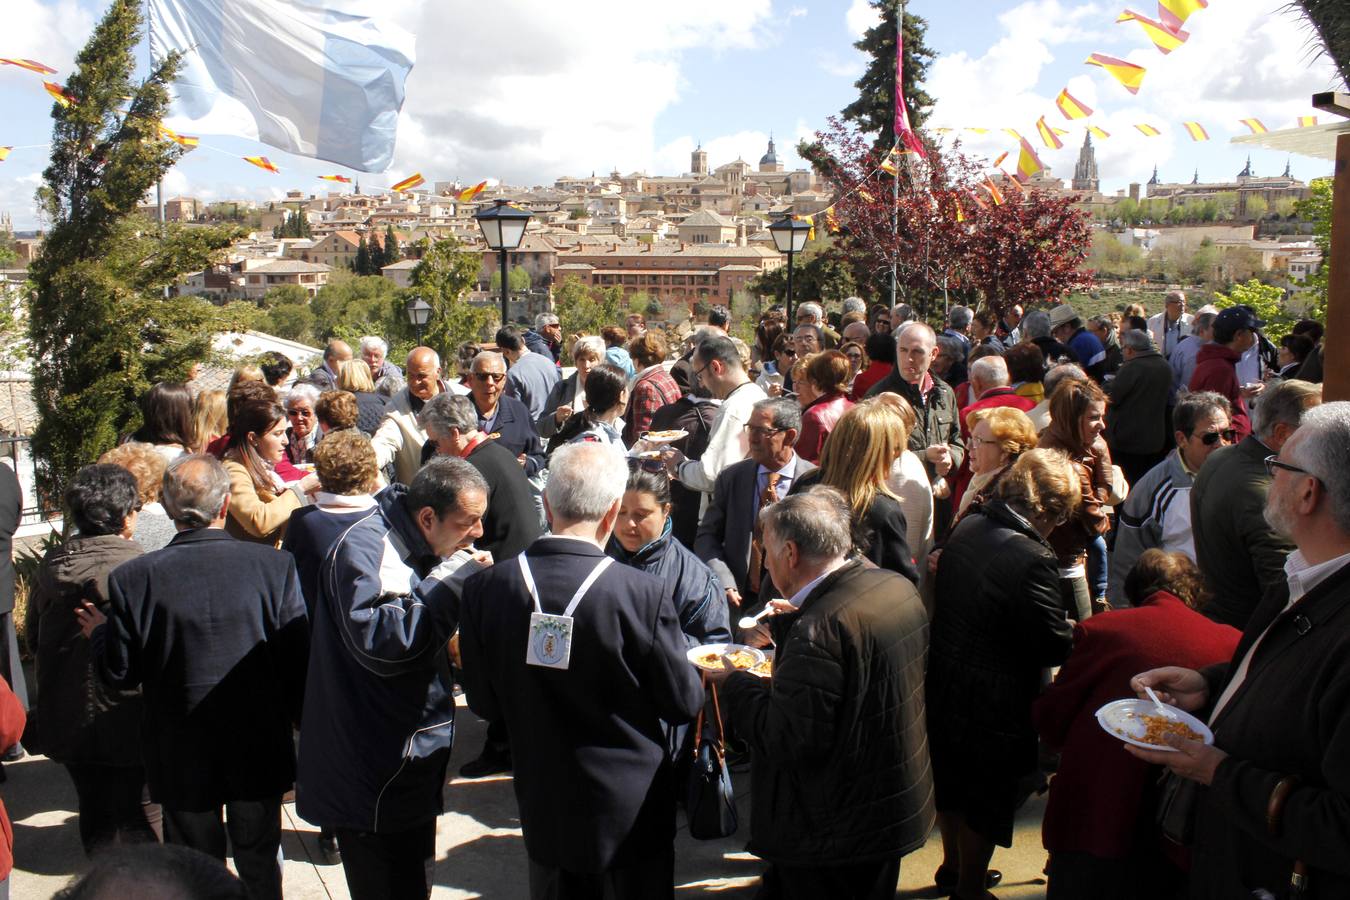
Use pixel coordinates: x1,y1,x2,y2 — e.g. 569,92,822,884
1190,435,1293,629
865,371,965,478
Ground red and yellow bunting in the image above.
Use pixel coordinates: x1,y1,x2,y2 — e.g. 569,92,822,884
1134,123,1161,137
1036,116,1063,150
0,147,10,162
880,148,899,176
1017,137,1045,180
1002,128,1024,141
1055,88,1093,120
991,151,1009,168
858,189,875,203
390,172,424,192
1182,121,1209,141
1087,125,1111,139
824,208,840,234
43,80,76,107
1157,0,1208,32
157,125,199,148
1297,116,1318,128
966,127,989,135
458,180,487,202
1116,10,1189,54
982,177,1005,206
1085,53,1146,94
1,58,57,75
243,155,279,173
1239,118,1267,135
318,174,353,183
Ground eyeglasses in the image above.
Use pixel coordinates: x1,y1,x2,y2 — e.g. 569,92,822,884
473,372,506,383
627,455,666,473
968,435,996,448
1264,455,1315,479
744,425,784,438
1197,429,1235,446
286,408,313,418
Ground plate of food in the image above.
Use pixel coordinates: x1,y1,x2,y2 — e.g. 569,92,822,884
687,643,765,673
635,449,665,460
1095,699,1213,752
643,429,688,444
748,649,774,678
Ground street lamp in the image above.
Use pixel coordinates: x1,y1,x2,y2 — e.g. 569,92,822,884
404,294,432,345
768,214,813,323
474,199,534,326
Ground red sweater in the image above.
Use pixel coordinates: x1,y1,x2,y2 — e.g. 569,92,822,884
849,361,892,401
0,679,24,881
1189,342,1251,440
1032,592,1240,860
797,392,854,464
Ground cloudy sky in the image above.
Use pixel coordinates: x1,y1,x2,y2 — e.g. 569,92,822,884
3,0,1342,230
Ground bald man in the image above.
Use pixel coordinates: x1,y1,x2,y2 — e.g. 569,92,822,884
372,347,460,484
310,340,353,392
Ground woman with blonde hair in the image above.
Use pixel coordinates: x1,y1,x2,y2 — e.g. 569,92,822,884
98,443,174,551
222,395,318,546
928,449,1079,899
190,389,227,455
877,392,935,570
960,406,1039,519
793,399,919,584
336,358,387,436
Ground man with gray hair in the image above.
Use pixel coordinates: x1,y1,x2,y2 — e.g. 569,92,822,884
1129,401,1350,898
459,441,702,898
944,305,973,357
1105,328,1175,487
78,455,308,900
842,296,867,317
1020,309,1072,369
1107,391,1234,604
796,301,839,348
525,312,563,365
708,486,934,895
1191,379,1322,628
1170,306,1218,392
1146,290,1192,359
359,335,401,382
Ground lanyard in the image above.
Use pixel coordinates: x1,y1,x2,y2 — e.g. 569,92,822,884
518,553,613,618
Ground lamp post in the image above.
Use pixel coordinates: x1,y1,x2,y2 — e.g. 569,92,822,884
768,214,813,323
404,295,432,345
474,199,534,326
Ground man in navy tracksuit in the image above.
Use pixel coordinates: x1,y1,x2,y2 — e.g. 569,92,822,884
295,456,490,900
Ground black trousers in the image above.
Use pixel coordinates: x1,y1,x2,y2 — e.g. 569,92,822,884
755,858,902,900
335,821,436,900
64,763,161,855
162,797,282,900
528,846,674,900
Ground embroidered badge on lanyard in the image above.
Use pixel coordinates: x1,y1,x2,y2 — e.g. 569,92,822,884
518,553,613,671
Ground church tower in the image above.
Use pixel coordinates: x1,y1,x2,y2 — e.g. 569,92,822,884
691,143,709,176
758,133,783,173
1071,131,1099,192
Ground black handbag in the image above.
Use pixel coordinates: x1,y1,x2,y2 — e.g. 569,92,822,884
685,680,738,840
1156,769,1200,845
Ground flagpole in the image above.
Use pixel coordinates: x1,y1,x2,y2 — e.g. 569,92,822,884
145,0,166,232
890,0,902,312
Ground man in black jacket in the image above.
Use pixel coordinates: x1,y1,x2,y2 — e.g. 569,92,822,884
78,455,308,900
1131,401,1350,899
1105,329,1175,487
711,487,935,899
458,441,703,899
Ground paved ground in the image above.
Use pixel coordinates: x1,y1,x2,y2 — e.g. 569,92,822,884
8,699,1052,899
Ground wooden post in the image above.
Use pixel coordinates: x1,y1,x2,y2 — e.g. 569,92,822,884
1325,132,1350,402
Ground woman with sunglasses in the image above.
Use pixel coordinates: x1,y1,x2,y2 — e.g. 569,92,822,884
606,465,730,648
756,332,796,397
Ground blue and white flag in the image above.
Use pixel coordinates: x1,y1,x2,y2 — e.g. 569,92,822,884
148,0,415,173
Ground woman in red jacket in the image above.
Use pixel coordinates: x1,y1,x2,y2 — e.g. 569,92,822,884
795,350,854,464
0,676,23,895
1033,550,1240,899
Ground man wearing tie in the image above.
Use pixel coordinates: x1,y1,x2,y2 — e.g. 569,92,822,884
696,398,814,614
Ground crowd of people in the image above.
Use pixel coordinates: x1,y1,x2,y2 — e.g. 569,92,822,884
4,291,1347,900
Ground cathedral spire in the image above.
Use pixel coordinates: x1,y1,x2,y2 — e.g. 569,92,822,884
1071,130,1099,192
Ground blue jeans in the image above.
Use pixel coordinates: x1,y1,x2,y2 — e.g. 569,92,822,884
1087,535,1109,601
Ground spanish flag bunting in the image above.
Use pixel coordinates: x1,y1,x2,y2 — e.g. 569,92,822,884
390,172,424,192
1182,121,1209,141
1036,116,1063,150
1017,137,1045,180
43,80,76,107
969,189,989,211
1116,10,1189,54
1084,53,1146,95
824,208,840,233
1239,119,1267,135
1157,0,1207,33
458,180,487,202
991,151,1009,168
1134,123,1161,137
933,127,953,134
157,126,199,148
802,215,815,241
1055,88,1094,120
954,196,965,223
0,58,57,75
1003,174,1025,195
1003,128,1023,140
880,149,899,176
859,188,875,203
966,127,989,134
318,175,353,183
1087,125,1111,139
0,147,10,162
982,177,1005,206
1297,116,1318,128
1052,127,1070,136
243,155,279,173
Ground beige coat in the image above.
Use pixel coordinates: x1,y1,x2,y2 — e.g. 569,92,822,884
223,459,302,548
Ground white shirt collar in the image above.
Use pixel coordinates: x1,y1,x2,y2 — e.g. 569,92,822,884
787,558,847,608
757,454,799,480
1285,548,1350,605
315,492,376,511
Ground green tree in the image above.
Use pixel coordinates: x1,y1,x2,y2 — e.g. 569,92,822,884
27,0,253,500
489,265,531,294
748,245,858,308
353,236,371,275
1294,177,1331,322
261,303,315,342
260,283,309,310
1214,191,1239,221
840,2,933,148
1087,233,1144,280
552,276,624,357
1244,196,1269,221
644,296,663,318
409,237,494,359
383,225,401,263
1214,278,1294,340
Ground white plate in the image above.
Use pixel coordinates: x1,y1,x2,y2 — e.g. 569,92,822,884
643,429,688,444
1095,698,1213,752
686,643,765,672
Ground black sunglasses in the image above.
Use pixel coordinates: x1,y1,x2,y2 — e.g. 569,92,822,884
627,454,666,473
1197,429,1235,446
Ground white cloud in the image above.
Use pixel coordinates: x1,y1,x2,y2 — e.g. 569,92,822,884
924,0,1339,189
846,0,879,38
8,0,94,72
788,6,808,18
817,52,864,79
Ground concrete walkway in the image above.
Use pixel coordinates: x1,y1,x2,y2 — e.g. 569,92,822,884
8,700,1051,898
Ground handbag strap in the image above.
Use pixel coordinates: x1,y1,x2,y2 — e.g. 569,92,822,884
690,675,726,755
1267,776,1309,895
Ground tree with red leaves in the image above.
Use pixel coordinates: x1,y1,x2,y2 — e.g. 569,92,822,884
806,117,1094,321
